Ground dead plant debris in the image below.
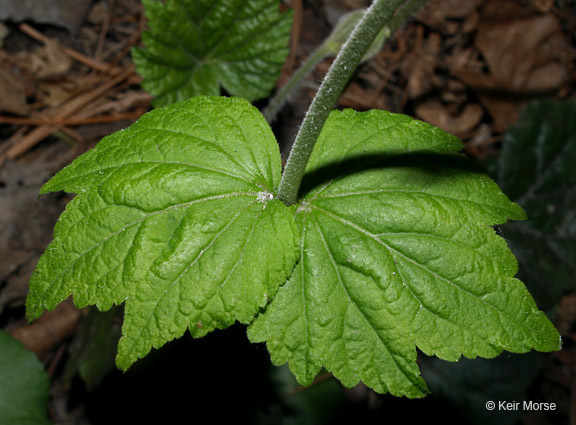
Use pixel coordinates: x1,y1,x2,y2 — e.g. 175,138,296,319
0,1,574,424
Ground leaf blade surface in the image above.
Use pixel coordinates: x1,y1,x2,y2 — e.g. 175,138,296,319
27,96,298,369
250,109,560,397
132,0,292,106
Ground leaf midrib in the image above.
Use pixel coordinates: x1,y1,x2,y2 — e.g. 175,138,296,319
37,191,260,307
53,160,263,193
123,197,261,358
311,215,424,395
310,204,539,338
312,189,516,221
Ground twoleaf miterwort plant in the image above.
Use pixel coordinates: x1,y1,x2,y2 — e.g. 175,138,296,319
26,0,560,398
132,0,293,106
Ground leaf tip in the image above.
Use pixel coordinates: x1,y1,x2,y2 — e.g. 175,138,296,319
115,347,135,373
508,201,527,221
25,308,41,324
24,292,45,323
38,179,56,196
534,315,562,353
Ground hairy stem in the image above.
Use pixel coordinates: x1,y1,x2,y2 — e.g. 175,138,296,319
276,0,420,206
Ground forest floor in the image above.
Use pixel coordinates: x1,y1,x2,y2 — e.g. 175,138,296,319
0,1,575,424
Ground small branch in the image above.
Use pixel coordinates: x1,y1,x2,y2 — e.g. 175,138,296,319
1,67,135,162
276,0,405,206
95,0,116,62
19,23,120,74
277,0,303,87
0,112,144,126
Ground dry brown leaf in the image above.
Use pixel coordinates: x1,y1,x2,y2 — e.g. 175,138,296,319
476,94,522,131
36,73,102,113
36,80,76,108
87,0,110,25
9,300,82,359
448,3,570,128
557,293,576,336
480,0,539,20
533,0,555,13
415,98,483,134
405,33,441,99
0,65,29,115
28,38,73,78
416,0,483,33
475,14,567,93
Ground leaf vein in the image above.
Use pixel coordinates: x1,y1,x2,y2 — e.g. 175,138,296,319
37,192,257,306
125,197,260,355
311,205,534,336
311,215,418,391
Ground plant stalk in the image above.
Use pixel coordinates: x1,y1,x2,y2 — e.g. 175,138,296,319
276,0,416,206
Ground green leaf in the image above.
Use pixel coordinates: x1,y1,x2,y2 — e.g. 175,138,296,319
27,96,298,370
498,100,576,309
0,330,51,425
249,109,560,397
264,365,345,425
65,307,122,387
421,353,544,425
420,101,576,419
132,0,293,106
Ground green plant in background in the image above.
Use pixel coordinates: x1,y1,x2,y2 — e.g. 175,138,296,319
262,0,427,122
132,0,293,106
64,306,122,387
418,100,576,425
0,330,51,425
262,7,384,123
27,0,560,398
499,100,576,311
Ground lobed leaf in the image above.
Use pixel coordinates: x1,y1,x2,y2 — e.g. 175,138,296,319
27,96,298,369
418,100,576,423
249,109,560,397
28,96,560,397
498,100,576,309
132,0,293,106
421,353,544,425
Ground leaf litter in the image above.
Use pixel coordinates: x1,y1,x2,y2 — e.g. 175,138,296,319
0,0,575,424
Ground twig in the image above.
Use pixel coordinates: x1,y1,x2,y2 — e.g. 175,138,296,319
95,0,116,62
286,372,334,396
0,112,144,126
2,67,135,161
75,92,151,118
0,126,29,156
109,2,146,68
18,23,120,75
277,0,303,87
